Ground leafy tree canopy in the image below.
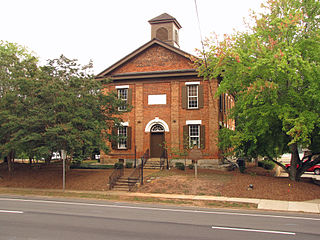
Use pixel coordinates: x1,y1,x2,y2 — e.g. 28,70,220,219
198,0,320,181
0,41,125,172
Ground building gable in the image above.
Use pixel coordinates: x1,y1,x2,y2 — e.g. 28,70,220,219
111,44,194,75
96,39,196,79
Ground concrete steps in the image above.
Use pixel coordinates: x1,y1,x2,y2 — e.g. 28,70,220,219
111,170,139,191
143,158,164,169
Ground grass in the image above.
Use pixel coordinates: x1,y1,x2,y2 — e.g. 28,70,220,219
0,187,257,210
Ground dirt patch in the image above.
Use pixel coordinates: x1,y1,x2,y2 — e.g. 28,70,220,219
138,168,320,201
0,163,111,191
0,163,319,201
139,169,231,196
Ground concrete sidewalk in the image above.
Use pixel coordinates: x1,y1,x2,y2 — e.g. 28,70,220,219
107,191,320,214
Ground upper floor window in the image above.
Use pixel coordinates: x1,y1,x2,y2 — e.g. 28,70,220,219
182,82,203,110
188,85,198,109
118,88,128,111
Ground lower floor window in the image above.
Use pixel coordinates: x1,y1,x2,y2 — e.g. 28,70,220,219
118,127,127,149
189,125,200,148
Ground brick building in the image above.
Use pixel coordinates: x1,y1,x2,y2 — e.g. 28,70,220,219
96,13,234,166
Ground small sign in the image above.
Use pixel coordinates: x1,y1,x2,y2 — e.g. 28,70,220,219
189,148,202,162
148,94,166,105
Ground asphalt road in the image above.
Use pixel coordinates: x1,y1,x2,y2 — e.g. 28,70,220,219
0,195,320,240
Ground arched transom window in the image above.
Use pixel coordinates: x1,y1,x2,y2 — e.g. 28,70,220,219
151,124,165,133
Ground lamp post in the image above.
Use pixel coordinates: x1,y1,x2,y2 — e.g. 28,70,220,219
61,150,67,191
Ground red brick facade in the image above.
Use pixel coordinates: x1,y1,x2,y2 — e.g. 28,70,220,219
96,14,233,165
110,45,193,75
96,40,221,164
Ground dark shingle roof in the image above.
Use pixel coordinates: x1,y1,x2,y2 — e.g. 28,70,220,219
148,13,182,29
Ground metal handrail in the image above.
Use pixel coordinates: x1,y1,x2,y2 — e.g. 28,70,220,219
108,167,124,190
160,149,168,170
127,149,149,191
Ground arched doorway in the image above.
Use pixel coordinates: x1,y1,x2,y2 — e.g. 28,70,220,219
150,124,165,158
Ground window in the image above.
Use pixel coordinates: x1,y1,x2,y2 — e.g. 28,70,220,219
151,124,165,133
188,85,198,109
189,125,200,148
118,88,128,111
118,127,127,149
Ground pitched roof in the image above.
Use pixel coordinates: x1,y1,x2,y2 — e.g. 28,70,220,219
148,13,182,29
96,38,196,79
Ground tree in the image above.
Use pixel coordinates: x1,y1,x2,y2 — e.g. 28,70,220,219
34,55,124,169
198,0,320,181
0,41,38,172
0,41,125,172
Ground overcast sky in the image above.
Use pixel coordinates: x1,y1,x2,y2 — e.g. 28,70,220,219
1,0,265,74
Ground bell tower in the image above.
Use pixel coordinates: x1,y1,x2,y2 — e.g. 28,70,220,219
148,13,182,48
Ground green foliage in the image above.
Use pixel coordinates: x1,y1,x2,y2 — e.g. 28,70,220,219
0,42,125,172
198,0,320,181
258,160,275,170
175,162,185,170
188,164,194,169
125,162,133,168
218,127,236,157
239,166,246,173
114,162,124,169
70,163,113,169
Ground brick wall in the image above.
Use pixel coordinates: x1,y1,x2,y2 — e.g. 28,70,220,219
100,43,220,163
110,45,193,74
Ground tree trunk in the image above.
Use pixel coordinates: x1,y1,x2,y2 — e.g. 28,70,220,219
45,156,51,165
29,157,33,166
289,143,300,181
66,152,73,172
7,156,13,173
7,151,15,174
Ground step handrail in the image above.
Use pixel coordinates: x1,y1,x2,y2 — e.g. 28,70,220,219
109,167,124,190
128,149,149,191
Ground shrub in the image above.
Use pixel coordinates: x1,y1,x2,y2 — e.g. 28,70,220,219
258,161,264,168
114,162,124,169
125,162,133,168
258,160,275,170
70,164,113,169
263,160,275,170
71,159,81,167
188,164,194,169
175,162,185,170
239,165,246,173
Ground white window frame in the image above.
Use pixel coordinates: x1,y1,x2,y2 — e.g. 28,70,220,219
117,88,128,111
187,85,198,109
117,126,127,149
189,124,200,148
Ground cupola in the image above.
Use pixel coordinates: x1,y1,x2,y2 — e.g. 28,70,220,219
148,13,182,48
